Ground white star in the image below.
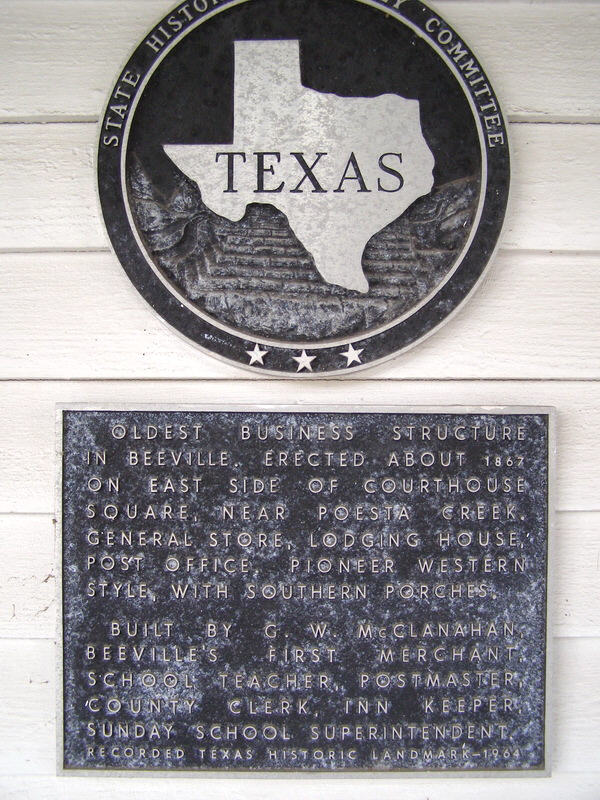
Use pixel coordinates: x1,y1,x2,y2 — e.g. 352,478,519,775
341,343,364,366
292,350,316,372
246,344,268,365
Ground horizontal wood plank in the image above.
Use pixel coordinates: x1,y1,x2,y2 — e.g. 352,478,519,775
1,511,596,640
0,380,596,514
0,250,598,381
553,512,600,638
0,638,597,777
0,773,599,800
1,122,599,253
1,1,598,122
0,515,56,639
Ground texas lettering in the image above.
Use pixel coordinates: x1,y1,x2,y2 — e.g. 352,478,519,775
165,40,434,292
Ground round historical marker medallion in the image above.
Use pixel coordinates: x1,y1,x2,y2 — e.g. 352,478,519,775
98,0,510,375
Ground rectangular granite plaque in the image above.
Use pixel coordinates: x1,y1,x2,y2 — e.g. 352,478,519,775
59,407,551,774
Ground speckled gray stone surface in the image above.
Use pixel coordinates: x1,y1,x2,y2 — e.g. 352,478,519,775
61,410,549,772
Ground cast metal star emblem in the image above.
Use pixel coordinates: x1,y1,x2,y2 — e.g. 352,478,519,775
292,350,316,372
246,344,268,365
341,343,364,366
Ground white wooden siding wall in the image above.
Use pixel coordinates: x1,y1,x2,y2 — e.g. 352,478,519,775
0,0,598,797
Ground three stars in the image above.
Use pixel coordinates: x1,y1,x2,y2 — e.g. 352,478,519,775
245,343,365,370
